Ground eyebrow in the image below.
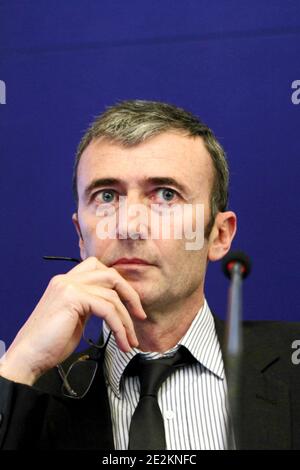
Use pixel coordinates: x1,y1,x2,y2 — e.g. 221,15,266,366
83,176,189,200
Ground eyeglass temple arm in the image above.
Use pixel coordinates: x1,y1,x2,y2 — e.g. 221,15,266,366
56,364,78,397
43,256,81,263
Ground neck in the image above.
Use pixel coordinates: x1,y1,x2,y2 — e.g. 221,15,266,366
133,290,205,353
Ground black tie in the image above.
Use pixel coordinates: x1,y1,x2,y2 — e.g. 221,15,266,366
126,346,195,450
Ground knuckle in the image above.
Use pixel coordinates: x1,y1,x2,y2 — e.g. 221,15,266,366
49,274,64,289
101,306,114,324
114,327,123,337
108,290,119,302
107,268,124,289
64,282,76,294
110,302,119,315
108,266,118,277
86,256,100,269
50,276,77,299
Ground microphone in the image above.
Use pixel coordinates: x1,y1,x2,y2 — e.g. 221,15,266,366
222,250,251,280
222,250,251,450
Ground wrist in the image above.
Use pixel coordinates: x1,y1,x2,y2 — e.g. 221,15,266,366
0,350,40,386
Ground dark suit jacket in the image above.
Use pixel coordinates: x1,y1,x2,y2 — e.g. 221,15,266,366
0,317,300,450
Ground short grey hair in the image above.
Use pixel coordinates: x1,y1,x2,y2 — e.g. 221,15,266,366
72,100,229,236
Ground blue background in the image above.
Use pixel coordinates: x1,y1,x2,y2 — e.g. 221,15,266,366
0,0,299,348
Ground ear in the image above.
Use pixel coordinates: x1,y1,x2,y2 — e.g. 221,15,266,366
72,213,87,260
207,211,237,262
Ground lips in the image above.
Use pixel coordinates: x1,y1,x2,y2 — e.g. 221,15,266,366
110,258,152,266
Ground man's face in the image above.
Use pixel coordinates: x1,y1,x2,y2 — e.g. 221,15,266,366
74,131,215,310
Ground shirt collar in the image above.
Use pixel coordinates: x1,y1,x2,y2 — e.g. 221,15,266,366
178,299,225,380
103,298,224,399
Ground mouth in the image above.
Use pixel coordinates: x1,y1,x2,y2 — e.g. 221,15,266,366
110,258,153,267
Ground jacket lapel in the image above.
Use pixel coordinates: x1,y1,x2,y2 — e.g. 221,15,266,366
213,315,291,449
75,337,115,449
38,339,115,449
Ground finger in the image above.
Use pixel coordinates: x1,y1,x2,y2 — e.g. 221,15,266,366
108,269,147,320
81,285,139,346
83,293,134,352
67,256,105,275
71,269,147,320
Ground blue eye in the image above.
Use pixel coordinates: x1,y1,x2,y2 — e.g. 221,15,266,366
157,188,176,202
93,188,178,204
95,190,116,203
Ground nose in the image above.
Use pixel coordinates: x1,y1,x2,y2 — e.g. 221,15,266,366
116,194,150,240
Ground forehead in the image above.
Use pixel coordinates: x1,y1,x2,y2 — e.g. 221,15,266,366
77,131,214,196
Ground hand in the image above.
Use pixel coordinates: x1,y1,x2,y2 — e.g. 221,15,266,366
0,257,146,385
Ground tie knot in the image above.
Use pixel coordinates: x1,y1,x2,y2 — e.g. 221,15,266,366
125,346,195,398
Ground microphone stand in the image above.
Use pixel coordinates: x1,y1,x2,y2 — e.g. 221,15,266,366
222,251,251,450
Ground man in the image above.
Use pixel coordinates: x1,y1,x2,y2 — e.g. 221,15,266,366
0,100,299,450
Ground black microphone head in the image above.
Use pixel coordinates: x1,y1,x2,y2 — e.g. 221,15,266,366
222,250,251,279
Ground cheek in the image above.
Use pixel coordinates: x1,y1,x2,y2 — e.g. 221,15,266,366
156,240,208,292
77,212,106,250
78,216,96,242
82,233,114,262
157,235,209,264
161,203,209,238
155,238,202,263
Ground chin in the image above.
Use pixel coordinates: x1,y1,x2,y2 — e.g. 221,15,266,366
125,283,155,306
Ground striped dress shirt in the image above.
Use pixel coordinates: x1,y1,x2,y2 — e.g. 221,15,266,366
103,299,230,450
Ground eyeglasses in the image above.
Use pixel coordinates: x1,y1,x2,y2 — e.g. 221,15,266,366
43,255,112,399
55,334,111,399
